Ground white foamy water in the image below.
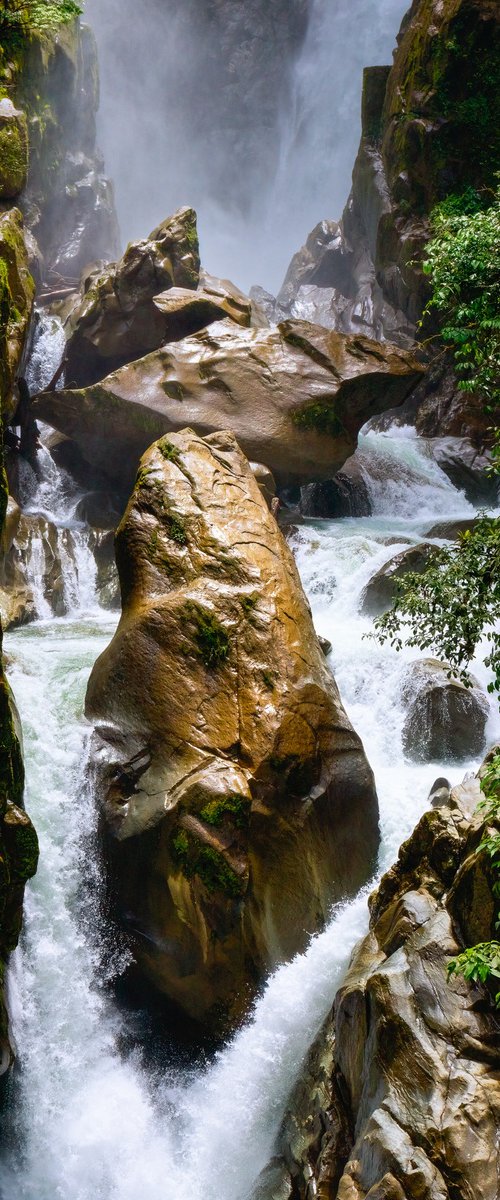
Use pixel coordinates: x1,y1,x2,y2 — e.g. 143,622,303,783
0,425,498,1200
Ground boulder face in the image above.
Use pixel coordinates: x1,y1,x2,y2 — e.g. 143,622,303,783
0,99,28,200
401,658,489,764
64,208,201,387
257,762,500,1199
86,428,379,1032
36,321,422,493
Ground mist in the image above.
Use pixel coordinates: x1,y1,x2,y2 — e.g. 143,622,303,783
84,0,409,293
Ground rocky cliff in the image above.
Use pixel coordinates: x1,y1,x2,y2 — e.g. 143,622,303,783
256,763,500,1200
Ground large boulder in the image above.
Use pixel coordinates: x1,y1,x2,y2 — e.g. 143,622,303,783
35,320,422,494
300,454,372,518
63,207,201,387
401,658,489,764
360,543,437,617
257,761,500,1199
85,428,379,1032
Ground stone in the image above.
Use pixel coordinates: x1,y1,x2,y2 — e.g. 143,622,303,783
265,761,500,1198
0,99,28,200
424,436,499,506
300,455,371,518
85,428,379,1032
360,543,437,617
92,529,120,610
35,320,422,494
152,270,267,336
401,658,489,764
63,207,201,387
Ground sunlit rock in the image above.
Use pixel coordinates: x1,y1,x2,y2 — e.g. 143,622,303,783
36,320,422,493
64,207,201,387
86,428,379,1032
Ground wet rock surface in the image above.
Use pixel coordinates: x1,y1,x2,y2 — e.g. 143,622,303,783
258,760,500,1200
35,321,422,493
401,658,489,764
86,428,379,1032
300,456,372,519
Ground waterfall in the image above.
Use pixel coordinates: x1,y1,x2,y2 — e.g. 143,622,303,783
85,0,409,291
0,400,498,1197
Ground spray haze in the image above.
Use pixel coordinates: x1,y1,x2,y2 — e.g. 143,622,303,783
85,0,409,291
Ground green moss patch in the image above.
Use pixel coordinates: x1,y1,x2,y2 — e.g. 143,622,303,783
184,602,230,668
170,827,244,898
291,399,346,439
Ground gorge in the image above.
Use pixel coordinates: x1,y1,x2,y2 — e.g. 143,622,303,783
0,2,499,1199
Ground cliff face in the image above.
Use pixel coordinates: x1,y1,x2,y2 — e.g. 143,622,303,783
256,765,500,1200
0,8,118,1077
277,0,499,442
1,13,119,289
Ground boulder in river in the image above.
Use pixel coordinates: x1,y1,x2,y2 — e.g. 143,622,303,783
300,453,372,518
401,658,489,764
86,428,379,1033
36,320,422,494
63,207,201,387
360,542,437,617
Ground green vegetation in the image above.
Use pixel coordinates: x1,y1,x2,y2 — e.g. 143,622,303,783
158,438,181,464
422,183,500,459
0,0,81,55
167,514,187,546
291,400,346,439
199,793,250,831
170,826,244,898
185,602,230,668
371,184,500,1009
240,594,258,618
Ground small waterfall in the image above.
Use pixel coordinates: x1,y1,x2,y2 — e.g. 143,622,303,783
355,427,477,521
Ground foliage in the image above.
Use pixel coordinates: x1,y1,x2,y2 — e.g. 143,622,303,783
199,793,250,831
448,942,500,1005
0,1,81,55
291,399,345,439
170,826,244,898
372,517,500,698
184,603,230,668
422,184,500,463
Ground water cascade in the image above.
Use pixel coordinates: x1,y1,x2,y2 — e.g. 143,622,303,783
0,326,497,1196
84,0,409,290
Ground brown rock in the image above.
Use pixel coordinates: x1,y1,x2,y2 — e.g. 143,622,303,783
35,320,422,493
63,207,200,387
85,428,379,1032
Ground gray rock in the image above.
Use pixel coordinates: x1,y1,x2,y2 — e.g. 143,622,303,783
360,543,436,617
401,658,489,763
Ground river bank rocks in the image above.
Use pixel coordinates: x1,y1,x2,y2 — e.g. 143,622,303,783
255,757,500,1200
85,428,379,1032
0,208,35,423
401,658,489,764
35,321,422,494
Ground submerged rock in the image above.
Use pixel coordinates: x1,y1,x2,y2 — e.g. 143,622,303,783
86,428,379,1032
401,658,489,764
36,321,422,493
64,207,201,387
259,757,500,1199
